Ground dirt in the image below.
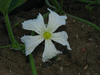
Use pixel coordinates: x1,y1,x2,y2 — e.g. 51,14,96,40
0,0,100,75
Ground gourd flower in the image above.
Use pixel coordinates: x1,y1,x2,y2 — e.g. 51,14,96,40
21,8,71,62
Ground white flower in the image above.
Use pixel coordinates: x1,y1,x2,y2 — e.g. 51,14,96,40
21,8,72,62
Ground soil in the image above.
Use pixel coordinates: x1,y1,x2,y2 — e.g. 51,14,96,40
0,0,100,75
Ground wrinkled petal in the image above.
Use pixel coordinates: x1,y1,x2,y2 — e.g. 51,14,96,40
51,31,72,50
22,13,46,34
22,20,35,31
21,35,44,56
42,39,62,62
47,8,67,33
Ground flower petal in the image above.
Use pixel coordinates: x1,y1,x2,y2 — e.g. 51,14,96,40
42,39,62,62
47,8,67,33
22,20,35,31
22,13,46,34
21,35,44,56
51,31,72,50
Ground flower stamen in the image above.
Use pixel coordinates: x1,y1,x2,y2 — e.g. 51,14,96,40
43,31,51,39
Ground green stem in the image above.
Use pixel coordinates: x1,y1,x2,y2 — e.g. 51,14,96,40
85,2,94,12
4,13,16,43
50,0,61,10
76,0,100,5
60,11,100,32
66,13,100,32
0,45,12,48
31,31,35,36
28,31,37,75
44,0,100,32
4,13,20,49
95,0,100,5
45,0,56,9
43,12,49,18
61,0,63,9
43,10,58,18
29,54,37,75
15,20,24,26
86,2,94,9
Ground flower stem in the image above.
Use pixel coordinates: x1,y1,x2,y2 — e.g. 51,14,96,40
29,54,37,75
95,0,100,5
45,0,56,9
76,0,100,5
46,0,100,32
61,0,63,9
4,13,19,49
4,13,16,43
66,13,100,32
60,11,100,32
43,12,49,18
50,0,61,10
28,31,37,75
0,45,12,48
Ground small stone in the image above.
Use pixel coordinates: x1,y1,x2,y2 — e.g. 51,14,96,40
73,19,75,22
78,73,80,75
76,34,78,38
10,70,11,72
95,73,98,75
37,67,39,68
83,65,88,70
88,38,92,41
60,67,63,72
82,24,84,27
17,36,19,38
96,45,97,47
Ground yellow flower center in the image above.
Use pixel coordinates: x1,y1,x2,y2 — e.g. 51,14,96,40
43,31,51,39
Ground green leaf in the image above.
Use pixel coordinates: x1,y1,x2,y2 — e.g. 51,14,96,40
8,0,27,13
0,0,12,14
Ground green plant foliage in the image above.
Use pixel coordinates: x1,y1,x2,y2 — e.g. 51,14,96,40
0,0,27,14
8,0,27,13
0,0,12,14
85,2,94,12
